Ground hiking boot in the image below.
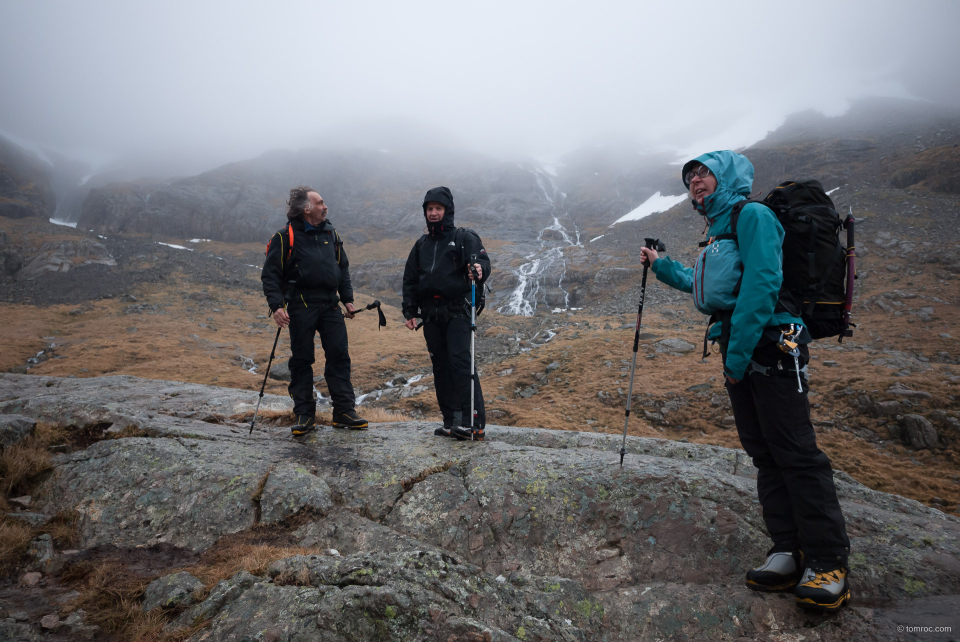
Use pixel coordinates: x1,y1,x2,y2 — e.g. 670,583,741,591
745,551,803,592
434,424,455,438
332,410,368,430
290,415,316,436
794,564,851,611
450,426,484,441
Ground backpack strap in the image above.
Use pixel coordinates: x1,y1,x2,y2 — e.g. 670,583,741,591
333,228,343,265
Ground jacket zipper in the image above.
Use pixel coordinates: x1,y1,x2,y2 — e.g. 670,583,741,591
699,253,706,308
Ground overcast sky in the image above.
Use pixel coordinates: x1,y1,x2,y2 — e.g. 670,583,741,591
2,0,959,170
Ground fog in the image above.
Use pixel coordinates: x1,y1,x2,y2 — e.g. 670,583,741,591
2,0,959,172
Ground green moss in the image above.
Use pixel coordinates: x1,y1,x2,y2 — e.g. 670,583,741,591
516,626,527,640
384,605,397,619
544,582,562,592
848,552,867,568
576,598,604,619
904,578,926,595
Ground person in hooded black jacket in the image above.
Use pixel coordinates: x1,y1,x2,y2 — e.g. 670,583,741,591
261,186,367,435
402,187,491,440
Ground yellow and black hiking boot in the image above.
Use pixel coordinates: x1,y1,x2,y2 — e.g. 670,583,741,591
290,415,316,436
745,551,803,593
795,565,851,611
333,410,368,430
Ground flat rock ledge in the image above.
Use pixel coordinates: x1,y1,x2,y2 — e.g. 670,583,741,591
2,373,959,641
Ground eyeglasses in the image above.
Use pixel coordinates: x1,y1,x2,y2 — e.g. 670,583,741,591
685,165,711,186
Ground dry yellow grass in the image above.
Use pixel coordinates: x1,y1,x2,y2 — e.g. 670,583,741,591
0,517,34,570
0,422,66,496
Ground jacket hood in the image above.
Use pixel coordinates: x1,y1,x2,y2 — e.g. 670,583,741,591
423,186,456,235
682,150,754,223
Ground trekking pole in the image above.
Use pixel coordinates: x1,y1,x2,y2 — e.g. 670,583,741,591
249,322,283,435
469,256,480,440
619,238,666,466
348,300,387,329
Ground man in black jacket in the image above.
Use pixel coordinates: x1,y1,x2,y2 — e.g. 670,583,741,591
261,186,367,435
402,186,491,440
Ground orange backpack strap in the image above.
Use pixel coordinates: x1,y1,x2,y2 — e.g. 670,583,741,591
287,223,294,261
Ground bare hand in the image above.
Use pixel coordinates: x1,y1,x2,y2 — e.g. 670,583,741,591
344,302,357,319
640,247,659,268
467,263,483,281
725,374,739,385
404,318,418,331
273,308,290,328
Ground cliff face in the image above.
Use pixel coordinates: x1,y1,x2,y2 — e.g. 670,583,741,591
0,136,56,220
1,373,958,641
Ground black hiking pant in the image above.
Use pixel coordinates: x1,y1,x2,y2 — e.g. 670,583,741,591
725,342,849,566
422,310,485,429
287,302,356,417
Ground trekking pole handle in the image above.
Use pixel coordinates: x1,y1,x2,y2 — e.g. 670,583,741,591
468,254,480,281
644,237,666,253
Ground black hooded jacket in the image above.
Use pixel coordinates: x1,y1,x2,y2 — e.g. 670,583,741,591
261,216,353,313
401,186,491,319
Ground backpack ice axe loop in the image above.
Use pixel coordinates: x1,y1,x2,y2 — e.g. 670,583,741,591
619,237,666,467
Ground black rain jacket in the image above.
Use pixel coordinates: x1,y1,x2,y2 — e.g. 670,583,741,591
402,186,491,320
261,217,353,313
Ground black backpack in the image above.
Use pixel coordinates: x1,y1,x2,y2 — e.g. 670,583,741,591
731,180,856,341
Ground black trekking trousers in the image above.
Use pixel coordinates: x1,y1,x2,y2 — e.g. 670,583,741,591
287,302,356,417
725,342,850,566
422,312,485,429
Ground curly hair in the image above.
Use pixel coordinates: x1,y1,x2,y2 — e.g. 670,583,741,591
286,185,317,220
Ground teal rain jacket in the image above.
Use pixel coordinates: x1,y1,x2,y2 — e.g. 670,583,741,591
651,151,802,380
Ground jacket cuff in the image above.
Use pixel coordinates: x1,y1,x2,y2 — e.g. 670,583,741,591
724,359,747,381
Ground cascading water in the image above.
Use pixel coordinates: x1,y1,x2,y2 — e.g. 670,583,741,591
499,168,581,316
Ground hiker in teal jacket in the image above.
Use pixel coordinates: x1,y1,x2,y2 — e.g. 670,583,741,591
640,150,851,612
648,151,804,380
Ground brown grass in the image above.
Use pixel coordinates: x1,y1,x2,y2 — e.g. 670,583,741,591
187,542,317,587
0,422,67,497
0,517,34,569
63,559,173,642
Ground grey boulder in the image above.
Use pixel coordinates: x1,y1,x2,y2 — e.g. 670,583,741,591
142,571,205,612
0,414,36,448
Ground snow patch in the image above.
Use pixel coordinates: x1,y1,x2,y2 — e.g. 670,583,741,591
188,238,211,243
589,235,605,243
826,186,841,196
612,192,688,225
157,242,193,251
79,174,94,186
49,218,78,228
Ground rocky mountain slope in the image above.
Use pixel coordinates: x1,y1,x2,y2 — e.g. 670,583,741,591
76,148,559,245
0,136,56,220
1,97,959,640
1,374,958,641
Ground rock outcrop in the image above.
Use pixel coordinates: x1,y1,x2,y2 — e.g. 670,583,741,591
1,372,958,641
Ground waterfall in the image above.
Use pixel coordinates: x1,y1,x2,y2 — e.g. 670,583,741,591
498,168,581,316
